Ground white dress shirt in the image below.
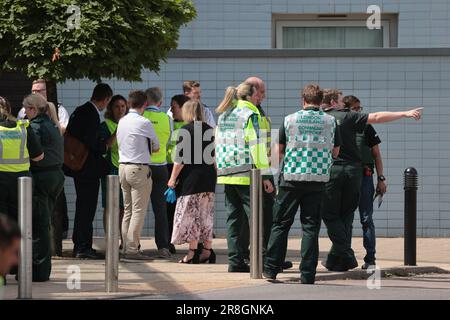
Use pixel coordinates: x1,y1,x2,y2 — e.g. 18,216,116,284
117,110,160,164
18,103,70,128
167,103,216,128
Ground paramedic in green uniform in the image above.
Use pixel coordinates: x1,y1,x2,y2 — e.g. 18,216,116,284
243,76,292,270
215,83,273,273
24,93,64,281
263,84,341,283
322,89,423,272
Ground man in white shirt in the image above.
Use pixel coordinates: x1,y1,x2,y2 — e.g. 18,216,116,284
117,90,160,260
167,80,216,128
18,79,70,132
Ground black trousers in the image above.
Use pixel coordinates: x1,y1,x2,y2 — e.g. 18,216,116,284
149,165,170,249
72,177,100,252
0,171,31,221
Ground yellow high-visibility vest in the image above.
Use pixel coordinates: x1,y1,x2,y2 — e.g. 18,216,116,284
215,100,270,185
143,107,171,165
0,120,30,172
104,119,119,168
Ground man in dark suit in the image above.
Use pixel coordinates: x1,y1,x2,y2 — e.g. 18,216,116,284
65,83,113,259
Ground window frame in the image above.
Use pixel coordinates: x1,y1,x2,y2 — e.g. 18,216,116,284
276,19,391,49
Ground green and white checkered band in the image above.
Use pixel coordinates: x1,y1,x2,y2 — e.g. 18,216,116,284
216,106,255,176
283,109,336,182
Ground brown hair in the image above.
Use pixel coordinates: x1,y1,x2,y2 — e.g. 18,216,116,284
128,90,147,109
182,100,205,123
0,96,13,121
105,95,128,121
343,95,361,110
302,84,323,106
216,83,256,113
183,80,200,94
322,89,342,105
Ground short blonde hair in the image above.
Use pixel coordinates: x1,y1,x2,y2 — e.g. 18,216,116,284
22,93,48,115
182,100,205,123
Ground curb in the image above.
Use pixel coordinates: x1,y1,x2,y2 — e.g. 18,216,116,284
313,266,450,282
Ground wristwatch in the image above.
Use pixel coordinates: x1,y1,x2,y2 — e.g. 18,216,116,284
377,175,386,182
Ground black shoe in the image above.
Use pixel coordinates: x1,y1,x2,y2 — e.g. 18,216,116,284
282,261,293,270
228,263,250,273
9,265,18,275
263,271,277,280
322,255,348,272
199,248,216,264
361,262,376,270
343,256,358,270
74,248,105,260
300,275,315,285
169,244,177,254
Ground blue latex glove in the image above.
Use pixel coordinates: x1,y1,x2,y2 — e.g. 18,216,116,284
164,188,177,204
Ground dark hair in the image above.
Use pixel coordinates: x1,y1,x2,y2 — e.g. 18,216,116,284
171,94,190,108
343,95,361,110
182,80,200,94
302,84,323,105
322,88,342,105
128,90,147,109
104,95,128,121
0,214,21,249
91,83,113,101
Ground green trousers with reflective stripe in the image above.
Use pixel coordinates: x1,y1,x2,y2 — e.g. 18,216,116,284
264,186,323,283
224,184,252,267
32,169,64,281
321,164,362,261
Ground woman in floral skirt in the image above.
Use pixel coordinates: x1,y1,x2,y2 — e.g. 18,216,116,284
168,100,217,264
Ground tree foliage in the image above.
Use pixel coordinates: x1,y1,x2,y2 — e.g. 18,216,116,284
0,0,196,82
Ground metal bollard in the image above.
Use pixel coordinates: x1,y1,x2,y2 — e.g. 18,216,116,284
105,175,120,292
18,177,32,299
404,167,418,266
250,169,263,279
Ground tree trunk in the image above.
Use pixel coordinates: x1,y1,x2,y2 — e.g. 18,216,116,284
46,79,58,106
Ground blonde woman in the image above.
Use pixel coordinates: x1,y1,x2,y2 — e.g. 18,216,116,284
215,83,273,273
168,100,217,264
46,102,63,135
23,93,64,281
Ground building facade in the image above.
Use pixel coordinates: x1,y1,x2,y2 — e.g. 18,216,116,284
58,0,450,237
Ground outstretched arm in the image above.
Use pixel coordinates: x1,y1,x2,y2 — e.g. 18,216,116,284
367,107,423,124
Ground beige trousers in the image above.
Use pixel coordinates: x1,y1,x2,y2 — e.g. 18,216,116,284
119,164,152,254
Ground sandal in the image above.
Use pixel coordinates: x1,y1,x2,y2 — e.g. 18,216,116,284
179,249,200,264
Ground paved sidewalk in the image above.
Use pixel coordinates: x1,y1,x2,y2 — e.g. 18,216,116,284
3,237,450,299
